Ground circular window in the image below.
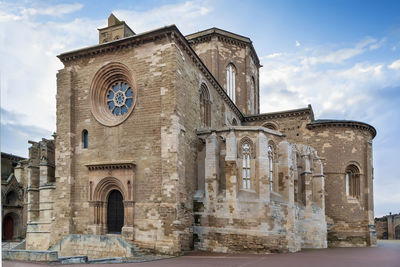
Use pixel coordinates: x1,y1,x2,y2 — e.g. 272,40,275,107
90,63,137,126
107,82,134,116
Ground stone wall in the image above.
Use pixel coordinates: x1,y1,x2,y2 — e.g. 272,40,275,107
187,29,260,115
244,108,376,247
193,127,327,253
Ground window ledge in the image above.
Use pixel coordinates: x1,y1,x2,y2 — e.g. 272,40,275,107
238,189,257,200
346,196,360,203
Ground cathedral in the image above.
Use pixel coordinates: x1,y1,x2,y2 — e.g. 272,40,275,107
7,14,377,258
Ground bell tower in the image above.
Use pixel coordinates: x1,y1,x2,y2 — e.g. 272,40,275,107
98,13,135,44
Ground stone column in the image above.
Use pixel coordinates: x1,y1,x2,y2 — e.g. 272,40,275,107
204,132,219,212
312,153,325,209
225,130,238,215
277,141,294,204
301,147,313,208
278,141,297,251
256,132,269,202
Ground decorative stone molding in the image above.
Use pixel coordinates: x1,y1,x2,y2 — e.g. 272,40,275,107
90,62,137,127
85,161,135,171
238,137,256,159
306,120,376,138
244,106,313,122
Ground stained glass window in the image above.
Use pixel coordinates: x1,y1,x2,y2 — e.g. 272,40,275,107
107,82,134,116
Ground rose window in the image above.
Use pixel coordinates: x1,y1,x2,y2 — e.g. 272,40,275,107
90,62,137,126
107,82,134,116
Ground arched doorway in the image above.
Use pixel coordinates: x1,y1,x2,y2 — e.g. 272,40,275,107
107,190,124,234
3,215,14,240
395,225,400,240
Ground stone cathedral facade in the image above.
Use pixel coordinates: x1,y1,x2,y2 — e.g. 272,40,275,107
18,14,377,257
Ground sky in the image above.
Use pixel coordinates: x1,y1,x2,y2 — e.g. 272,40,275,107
1,0,399,217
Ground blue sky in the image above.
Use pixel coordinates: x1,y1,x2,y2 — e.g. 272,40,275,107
1,0,399,217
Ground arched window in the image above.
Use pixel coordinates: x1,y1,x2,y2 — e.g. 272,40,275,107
200,83,211,127
226,63,236,103
249,77,255,114
268,145,274,192
82,130,88,149
242,143,251,189
345,164,360,198
232,118,238,126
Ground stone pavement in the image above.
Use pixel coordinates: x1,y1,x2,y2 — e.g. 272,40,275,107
2,240,400,267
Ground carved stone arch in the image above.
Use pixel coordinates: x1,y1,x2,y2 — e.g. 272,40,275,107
238,137,256,158
268,140,277,152
5,176,23,202
223,59,237,70
93,177,127,202
345,161,363,175
199,79,213,103
263,121,279,131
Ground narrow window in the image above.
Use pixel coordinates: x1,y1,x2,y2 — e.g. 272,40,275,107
242,143,251,189
249,77,255,114
226,64,236,104
82,130,88,149
200,84,211,127
345,165,360,198
268,145,274,191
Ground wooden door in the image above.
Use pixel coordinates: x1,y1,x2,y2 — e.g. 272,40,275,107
3,215,14,240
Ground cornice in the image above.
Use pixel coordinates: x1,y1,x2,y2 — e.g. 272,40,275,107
85,161,136,171
244,106,313,122
306,120,377,139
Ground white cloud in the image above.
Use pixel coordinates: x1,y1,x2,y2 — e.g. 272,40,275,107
21,3,84,18
0,3,100,132
388,58,400,70
301,37,383,66
113,1,212,34
295,40,300,47
263,52,282,59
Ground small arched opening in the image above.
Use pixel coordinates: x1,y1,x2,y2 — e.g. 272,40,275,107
82,130,88,149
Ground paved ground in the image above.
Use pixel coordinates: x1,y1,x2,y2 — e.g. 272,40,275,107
3,240,400,267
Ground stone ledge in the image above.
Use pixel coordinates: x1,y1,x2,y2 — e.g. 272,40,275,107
2,249,58,262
